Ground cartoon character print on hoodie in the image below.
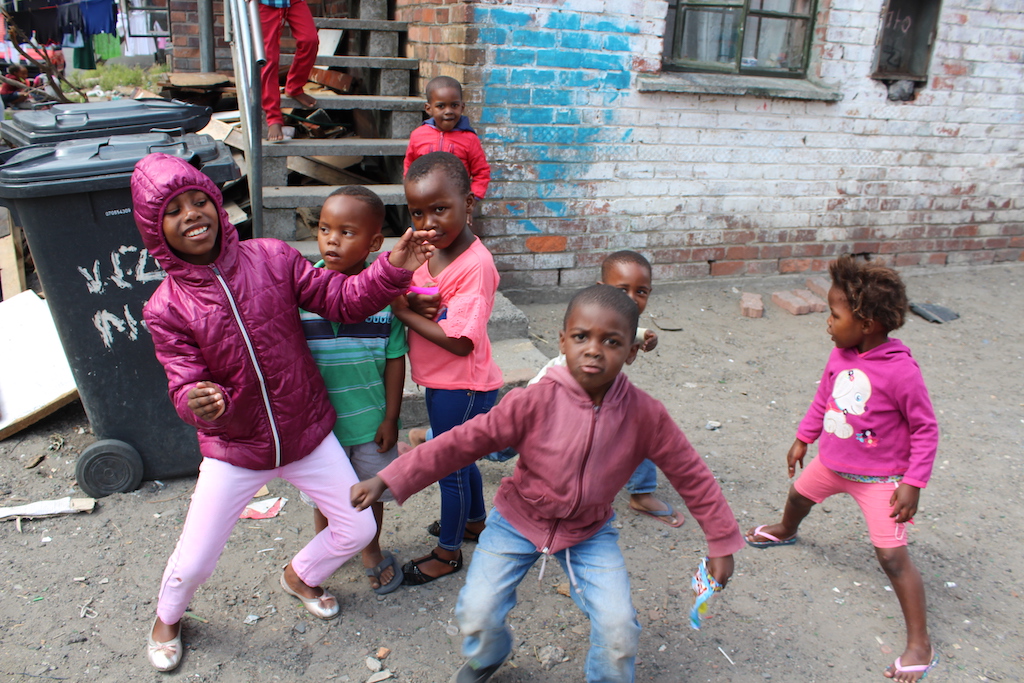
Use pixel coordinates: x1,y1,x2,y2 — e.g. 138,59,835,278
131,153,412,470
823,368,872,439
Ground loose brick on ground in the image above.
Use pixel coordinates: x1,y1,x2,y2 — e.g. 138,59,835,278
793,289,828,313
740,292,764,318
772,291,812,315
805,276,830,299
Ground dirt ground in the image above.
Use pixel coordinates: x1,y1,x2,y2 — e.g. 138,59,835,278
1,262,1021,683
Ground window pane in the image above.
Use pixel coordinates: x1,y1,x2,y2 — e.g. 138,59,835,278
676,7,742,66
741,15,808,70
749,0,813,15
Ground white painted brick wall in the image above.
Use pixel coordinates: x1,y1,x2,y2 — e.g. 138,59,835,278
457,0,1024,284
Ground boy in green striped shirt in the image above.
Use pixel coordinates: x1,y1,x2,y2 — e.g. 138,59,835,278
299,186,407,594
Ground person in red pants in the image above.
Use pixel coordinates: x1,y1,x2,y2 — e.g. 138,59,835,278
259,0,319,142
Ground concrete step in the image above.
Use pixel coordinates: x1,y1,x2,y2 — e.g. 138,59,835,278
262,138,408,158
280,93,423,111
312,18,408,31
265,183,405,207
282,54,418,70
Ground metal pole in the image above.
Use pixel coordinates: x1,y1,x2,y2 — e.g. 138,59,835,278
246,0,265,238
198,0,215,72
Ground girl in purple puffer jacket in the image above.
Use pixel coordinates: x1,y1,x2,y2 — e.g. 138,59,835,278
131,153,433,672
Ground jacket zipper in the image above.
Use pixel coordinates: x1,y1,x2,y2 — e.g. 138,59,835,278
540,404,600,554
212,265,282,467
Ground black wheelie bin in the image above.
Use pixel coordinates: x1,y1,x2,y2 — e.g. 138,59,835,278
0,132,239,498
0,98,213,148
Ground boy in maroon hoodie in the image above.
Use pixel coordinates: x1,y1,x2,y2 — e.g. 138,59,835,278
352,285,743,683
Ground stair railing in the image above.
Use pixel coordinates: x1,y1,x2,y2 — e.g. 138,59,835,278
225,0,266,237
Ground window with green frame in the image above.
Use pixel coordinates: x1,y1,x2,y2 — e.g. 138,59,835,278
663,1,817,78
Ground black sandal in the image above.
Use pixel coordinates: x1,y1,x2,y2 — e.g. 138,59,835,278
401,550,463,586
426,520,482,543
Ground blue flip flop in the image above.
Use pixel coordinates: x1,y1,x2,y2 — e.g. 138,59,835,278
746,525,797,549
630,502,685,528
367,552,404,595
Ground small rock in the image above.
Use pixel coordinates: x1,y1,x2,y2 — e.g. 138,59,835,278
66,635,87,644
537,645,565,670
445,624,459,636
705,421,722,431
375,647,391,660
293,621,307,634
555,582,571,597
365,657,382,672
366,671,392,683
244,614,260,625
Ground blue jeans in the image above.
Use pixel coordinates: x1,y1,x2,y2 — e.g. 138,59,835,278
425,388,497,550
456,509,640,682
624,459,657,495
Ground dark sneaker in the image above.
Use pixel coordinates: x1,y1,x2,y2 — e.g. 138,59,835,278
450,657,506,683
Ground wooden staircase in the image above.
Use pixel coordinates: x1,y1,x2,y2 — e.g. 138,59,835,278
262,2,420,243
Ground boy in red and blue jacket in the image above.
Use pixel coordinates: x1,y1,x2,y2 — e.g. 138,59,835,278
404,76,491,199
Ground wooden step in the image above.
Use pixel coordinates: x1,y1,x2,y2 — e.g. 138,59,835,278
281,54,418,70
311,18,408,31
280,93,423,111
264,184,405,207
263,138,407,157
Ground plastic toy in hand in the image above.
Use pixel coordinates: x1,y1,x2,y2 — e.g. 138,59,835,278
689,556,724,630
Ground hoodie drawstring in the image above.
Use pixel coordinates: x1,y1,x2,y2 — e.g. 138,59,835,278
537,547,581,595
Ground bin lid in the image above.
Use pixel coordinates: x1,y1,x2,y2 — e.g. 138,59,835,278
10,99,211,134
0,133,223,185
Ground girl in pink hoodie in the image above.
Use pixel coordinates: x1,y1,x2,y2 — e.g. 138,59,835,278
746,255,939,683
131,154,433,672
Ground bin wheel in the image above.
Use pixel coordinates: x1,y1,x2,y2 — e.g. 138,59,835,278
75,440,144,498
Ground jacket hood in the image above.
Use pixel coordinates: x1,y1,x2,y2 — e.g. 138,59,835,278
131,153,237,280
422,115,475,133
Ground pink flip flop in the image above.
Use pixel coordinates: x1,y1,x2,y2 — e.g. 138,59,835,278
746,524,797,549
886,651,939,681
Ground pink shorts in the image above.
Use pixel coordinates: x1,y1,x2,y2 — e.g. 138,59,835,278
793,456,910,548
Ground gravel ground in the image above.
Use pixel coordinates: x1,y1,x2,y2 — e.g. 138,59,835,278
1,262,1021,682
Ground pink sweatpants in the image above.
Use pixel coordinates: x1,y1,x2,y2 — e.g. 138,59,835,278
259,0,318,127
793,456,910,549
155,433,374,624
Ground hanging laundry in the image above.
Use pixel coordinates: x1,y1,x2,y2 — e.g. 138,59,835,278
82,0,116,36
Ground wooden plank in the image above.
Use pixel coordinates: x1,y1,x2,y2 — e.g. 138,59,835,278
0,222,27,301
287,156,364,185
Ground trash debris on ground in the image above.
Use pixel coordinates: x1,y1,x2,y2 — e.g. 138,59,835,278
0,496,96,521
740,292,764,318
910,302,960,323
239,497,287,520
23,453,46,469
366,671,393,682
705,421,722,431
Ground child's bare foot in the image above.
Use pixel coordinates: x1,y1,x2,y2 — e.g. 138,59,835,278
628,493,684,527
883,646,937,682
408,428,428,447
287,91,317,108
267,123,285,142
151,616,180,644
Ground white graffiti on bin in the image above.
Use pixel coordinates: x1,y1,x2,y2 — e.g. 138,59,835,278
77,245,165,294
93,305,149,349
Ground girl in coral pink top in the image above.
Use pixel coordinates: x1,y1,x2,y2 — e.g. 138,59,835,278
392,151,503,585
